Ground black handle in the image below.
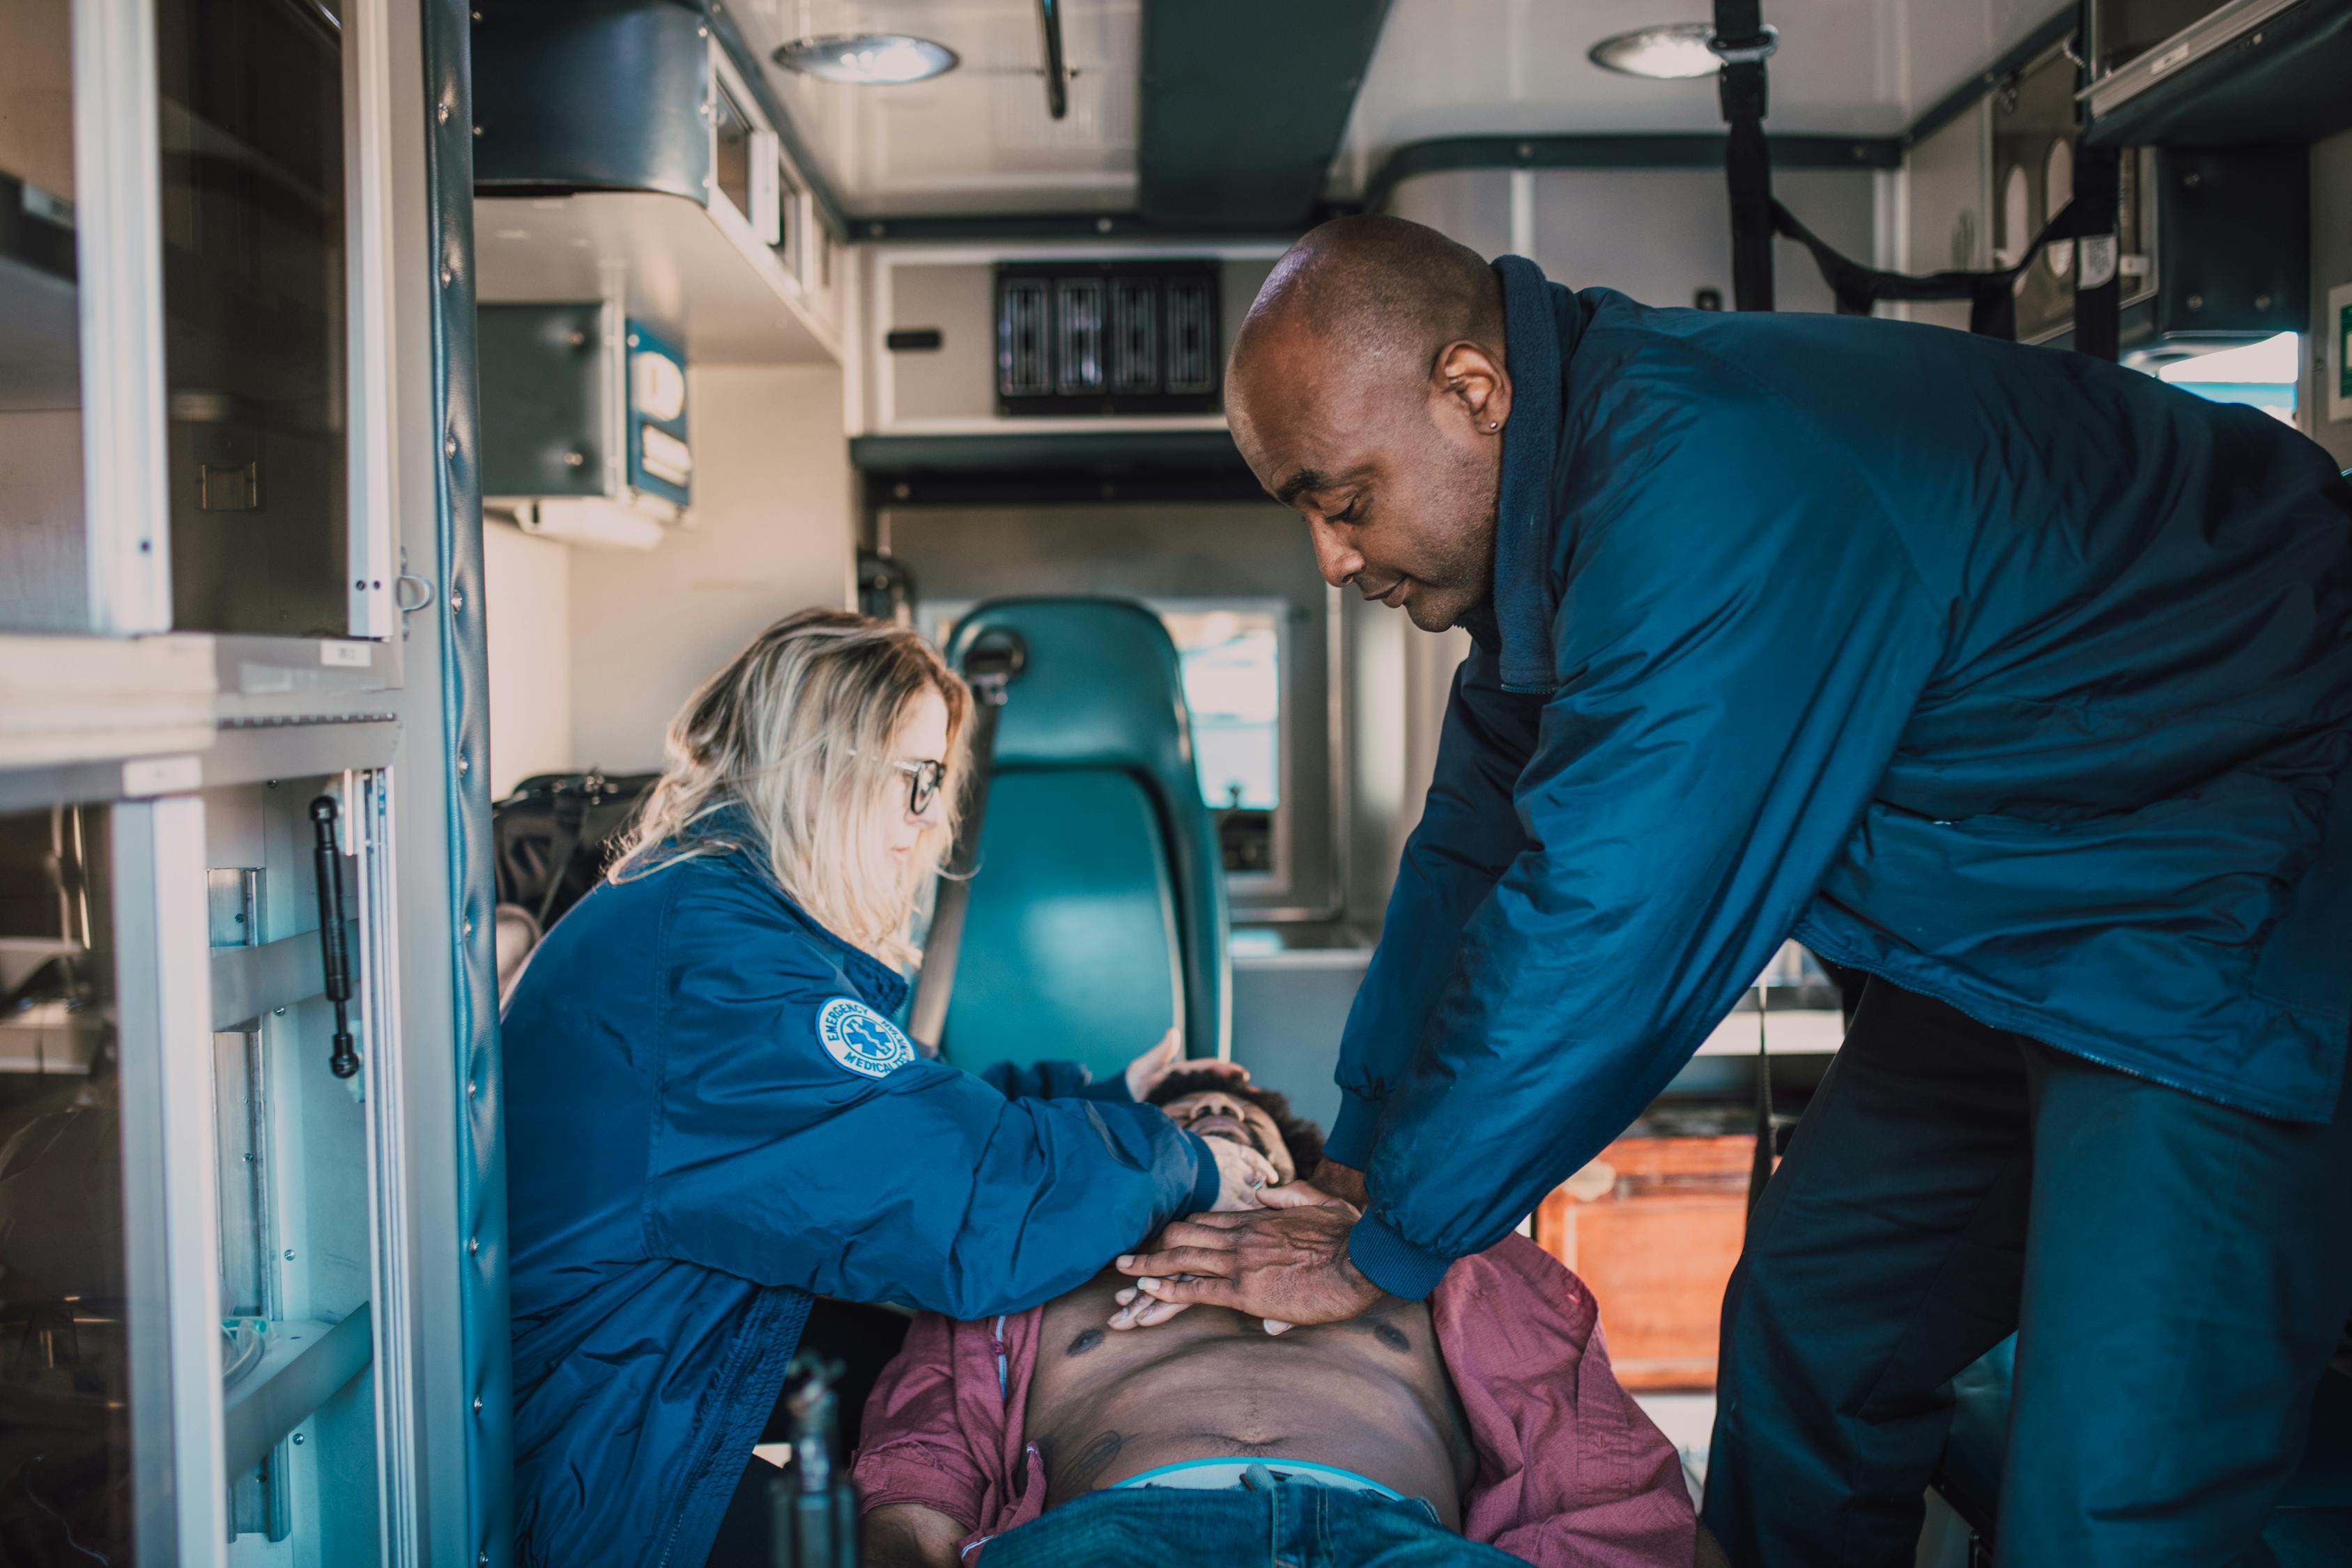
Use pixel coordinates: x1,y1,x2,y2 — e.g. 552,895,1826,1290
309,797,360,1079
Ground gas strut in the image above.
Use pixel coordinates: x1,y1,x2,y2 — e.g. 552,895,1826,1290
309,797,360,1079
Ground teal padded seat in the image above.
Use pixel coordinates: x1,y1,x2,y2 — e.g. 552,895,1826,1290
1935,1336,2352,1560
941,599,1231,1086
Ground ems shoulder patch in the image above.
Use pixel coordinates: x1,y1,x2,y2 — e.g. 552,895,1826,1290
815,997,917,1080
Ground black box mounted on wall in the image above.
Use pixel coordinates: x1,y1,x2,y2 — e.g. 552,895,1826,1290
993,260,1222,417
2147,146,2309,344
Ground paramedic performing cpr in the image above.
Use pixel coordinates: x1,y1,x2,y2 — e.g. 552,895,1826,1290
1113,215,2352,1568
498,610,1276,1568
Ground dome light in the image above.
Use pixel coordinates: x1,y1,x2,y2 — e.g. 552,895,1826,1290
1589,22,1771,80
774,33,959,86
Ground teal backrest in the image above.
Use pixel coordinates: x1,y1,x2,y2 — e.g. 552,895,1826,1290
941,599,1231,1084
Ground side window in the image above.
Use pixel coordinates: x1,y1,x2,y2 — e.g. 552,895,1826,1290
923,599,1289,881
1156,605,1284,877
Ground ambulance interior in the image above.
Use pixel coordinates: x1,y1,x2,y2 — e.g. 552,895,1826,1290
1,0,2349,1563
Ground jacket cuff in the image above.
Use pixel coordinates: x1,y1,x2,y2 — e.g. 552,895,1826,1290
1183,1130,1223,1215
1323,1089,1382,1171
1075,1073,1135,1103
1346,1213,1455,1302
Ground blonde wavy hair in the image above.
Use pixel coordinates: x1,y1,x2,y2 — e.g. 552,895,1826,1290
610,609,971,968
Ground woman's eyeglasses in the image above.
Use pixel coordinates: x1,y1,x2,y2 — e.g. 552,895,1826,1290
896,759,946,817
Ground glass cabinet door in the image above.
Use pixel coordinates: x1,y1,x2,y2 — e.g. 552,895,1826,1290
0,0,93,633
157,0,351,637
0,803,134,1563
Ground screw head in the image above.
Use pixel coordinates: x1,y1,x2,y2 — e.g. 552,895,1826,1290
292,1432,306,1445
2187,293,2205,311
284,1248,296,1260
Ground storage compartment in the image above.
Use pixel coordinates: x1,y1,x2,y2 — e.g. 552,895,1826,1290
1990,43,2160,346
0,802,131,1562
472,0,839,366
157,0,353,637
2084,0,2352,146
0,0,91,634
479,303,693,547
202,771,387,1553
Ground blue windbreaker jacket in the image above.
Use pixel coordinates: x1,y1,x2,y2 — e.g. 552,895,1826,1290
504,837,1215,1568
1334,256,2352,1302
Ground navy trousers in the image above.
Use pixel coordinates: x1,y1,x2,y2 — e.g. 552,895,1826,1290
1704,979,2352,1567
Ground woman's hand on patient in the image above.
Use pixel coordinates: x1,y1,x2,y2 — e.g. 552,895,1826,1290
1123,1028,1248,1101
1204,1134,1279,1211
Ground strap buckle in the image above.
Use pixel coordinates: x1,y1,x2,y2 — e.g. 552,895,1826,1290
1709,24,1779,65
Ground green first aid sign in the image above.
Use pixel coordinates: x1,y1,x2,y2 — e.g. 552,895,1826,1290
2334,283,2352,424
2341,296,2352,402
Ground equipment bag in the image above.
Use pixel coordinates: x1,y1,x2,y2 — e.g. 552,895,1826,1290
491,769,661,935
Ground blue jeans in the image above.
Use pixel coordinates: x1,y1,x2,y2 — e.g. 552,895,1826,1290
977,1475,1529,1567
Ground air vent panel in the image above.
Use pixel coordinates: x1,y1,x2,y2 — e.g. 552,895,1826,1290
993,259,1222,416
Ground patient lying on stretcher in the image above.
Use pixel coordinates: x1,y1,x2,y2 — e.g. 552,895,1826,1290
851,1073,1698,1567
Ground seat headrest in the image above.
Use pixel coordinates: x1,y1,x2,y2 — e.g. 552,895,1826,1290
947,598,1197,781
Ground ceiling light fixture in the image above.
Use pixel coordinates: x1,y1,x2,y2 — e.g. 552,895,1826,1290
1588,22,1776,80
774,33,959,86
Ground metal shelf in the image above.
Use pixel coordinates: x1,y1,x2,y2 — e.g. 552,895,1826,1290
220,1307,374,1480
0,718,398,813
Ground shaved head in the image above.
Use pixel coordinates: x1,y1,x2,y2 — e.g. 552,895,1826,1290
1227,216,1512,632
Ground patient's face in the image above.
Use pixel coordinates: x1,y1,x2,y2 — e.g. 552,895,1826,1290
1158,1087,1298,1185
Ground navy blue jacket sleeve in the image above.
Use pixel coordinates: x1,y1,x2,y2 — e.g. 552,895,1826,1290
980,1059,1132,1101
1347,383,1941,1300
1325,647,1541,1169
640,881,1215,1319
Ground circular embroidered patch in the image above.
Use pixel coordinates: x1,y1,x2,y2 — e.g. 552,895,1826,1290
815,997,917,1079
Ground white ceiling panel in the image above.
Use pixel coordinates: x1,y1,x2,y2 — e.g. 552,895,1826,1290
1333,0,2067,197
723,0,2070,218
728,0,1140,215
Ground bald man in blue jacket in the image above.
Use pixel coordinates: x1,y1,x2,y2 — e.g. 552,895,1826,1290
1114,215,2352,1566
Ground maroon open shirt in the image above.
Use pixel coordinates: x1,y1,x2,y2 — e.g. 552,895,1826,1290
850,1233,1698,1565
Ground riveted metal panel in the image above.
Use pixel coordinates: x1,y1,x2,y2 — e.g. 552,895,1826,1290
423,0,512,1562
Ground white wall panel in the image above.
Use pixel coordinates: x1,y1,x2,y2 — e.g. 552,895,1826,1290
566,364,856,773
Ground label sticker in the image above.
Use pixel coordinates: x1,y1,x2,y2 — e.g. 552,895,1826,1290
321,640,371,668
815,997,916,1080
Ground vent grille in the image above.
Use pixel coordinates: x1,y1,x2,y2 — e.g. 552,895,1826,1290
993,259,1221,416
1165,277,1218,395
1109,280,1161,393
1054,278,1107,396
997,278,1051,398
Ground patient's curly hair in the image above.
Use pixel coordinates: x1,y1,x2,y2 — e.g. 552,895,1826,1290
1147,1070,1325,1181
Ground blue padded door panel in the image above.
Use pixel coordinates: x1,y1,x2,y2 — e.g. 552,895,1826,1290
944,771,1183,1085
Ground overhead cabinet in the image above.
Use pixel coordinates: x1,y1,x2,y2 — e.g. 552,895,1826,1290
2081,0,2352,146
470,0,843,365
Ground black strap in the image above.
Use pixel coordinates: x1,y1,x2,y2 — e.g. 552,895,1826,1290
2068,144,2123,362
1771,194,2109,341
905,629,1028,1052
1714,0,1776,312
531,776,597,930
